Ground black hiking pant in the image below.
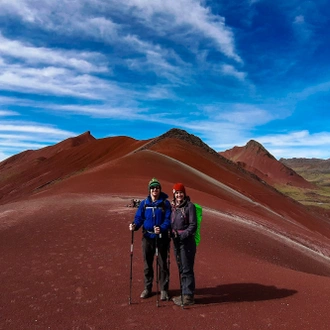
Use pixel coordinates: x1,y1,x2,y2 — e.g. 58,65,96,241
142,236,170,291
173,235,196,296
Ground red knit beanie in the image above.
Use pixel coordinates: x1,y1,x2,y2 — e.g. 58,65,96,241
172,183,186,195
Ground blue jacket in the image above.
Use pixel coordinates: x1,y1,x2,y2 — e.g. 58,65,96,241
134,192,171,239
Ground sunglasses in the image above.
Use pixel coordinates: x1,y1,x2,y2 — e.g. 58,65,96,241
150,186,160,190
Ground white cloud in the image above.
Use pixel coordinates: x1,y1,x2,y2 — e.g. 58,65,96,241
294,15,305,24
0,0,37,22
0,32,114,99
200,127,330,160
0,140,47,149
53,104,142,118
0,65,112,99
0,33,108,73
257,130,330,147
201,103,275,126
269,147,328,159
0,96,25,105
73,16,120,42
124,36,189,84
253,130,330,159
292,14,313,42
142,85,177,100
0,0,241,63
0,110,19,116
124,0,241,62
0,33,184,100
293,81,330,100
0,123,74,136
0,0,244,100
221,64,246,81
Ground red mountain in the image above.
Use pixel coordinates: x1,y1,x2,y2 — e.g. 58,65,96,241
219,139,315,189
1,128,330,330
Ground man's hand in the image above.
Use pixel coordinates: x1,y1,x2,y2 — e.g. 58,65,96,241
129,223,136,231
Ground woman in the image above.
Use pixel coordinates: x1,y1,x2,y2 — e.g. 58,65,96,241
171,182,197,306
129,178,171,301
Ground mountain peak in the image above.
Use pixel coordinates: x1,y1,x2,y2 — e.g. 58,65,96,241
245,139,276,159
56,131,96,149
70,131,96,146
220,139,314,189
142,128,219,156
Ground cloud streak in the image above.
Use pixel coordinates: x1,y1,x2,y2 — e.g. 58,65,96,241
0,33,108,73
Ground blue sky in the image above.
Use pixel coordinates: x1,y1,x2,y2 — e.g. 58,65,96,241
1,0,330,161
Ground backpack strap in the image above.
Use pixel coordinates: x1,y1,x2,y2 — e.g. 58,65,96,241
144,199,166,213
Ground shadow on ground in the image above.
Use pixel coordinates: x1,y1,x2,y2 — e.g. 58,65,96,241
195,283,297,305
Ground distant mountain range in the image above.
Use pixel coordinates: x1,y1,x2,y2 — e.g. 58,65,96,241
1,128,329,208
220,140,330,211
280,157,330,186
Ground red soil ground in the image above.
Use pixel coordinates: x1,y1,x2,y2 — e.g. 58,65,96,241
1,129,330,329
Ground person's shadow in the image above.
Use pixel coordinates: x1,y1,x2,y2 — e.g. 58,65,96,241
194,283,297,305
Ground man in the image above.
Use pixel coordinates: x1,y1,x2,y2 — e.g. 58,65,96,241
129,178,171,300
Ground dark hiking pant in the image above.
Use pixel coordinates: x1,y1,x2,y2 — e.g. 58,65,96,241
142,236,170,291
173,235,196,296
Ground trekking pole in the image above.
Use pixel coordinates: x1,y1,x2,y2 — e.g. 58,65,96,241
175,231,184,309
155,233,160,307
167,230,171,294
129,229,134,305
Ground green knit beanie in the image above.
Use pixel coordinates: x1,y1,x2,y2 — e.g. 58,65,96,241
148,177,161,190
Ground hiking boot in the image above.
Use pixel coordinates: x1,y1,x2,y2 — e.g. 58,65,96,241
140,289,151,299
160,290,169,301
173,295,194,306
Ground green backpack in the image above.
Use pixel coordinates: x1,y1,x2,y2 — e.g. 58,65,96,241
194,203,202,246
